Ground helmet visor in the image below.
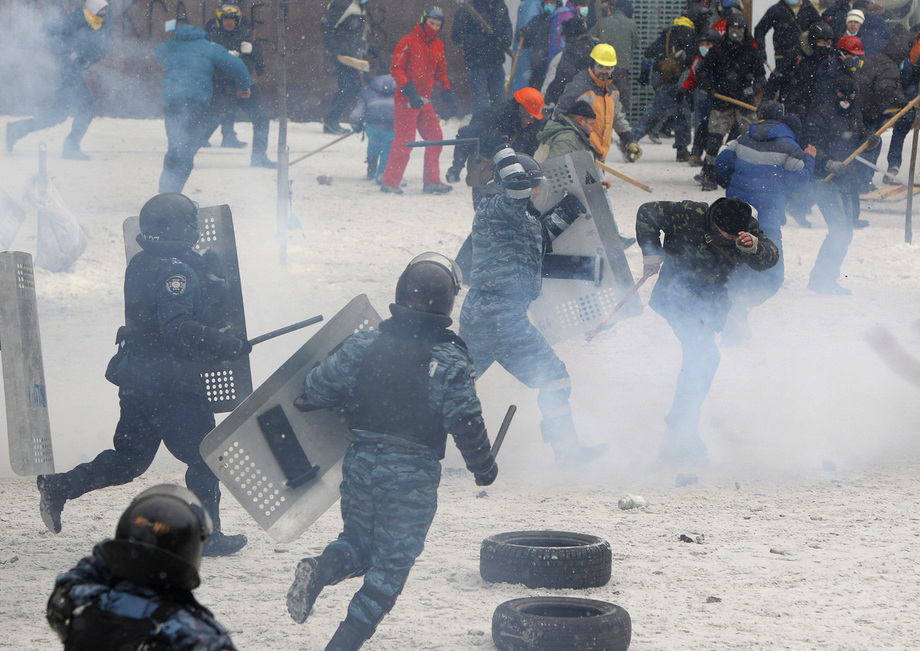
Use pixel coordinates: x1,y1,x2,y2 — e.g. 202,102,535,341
407,252,463,291
132,484,213,540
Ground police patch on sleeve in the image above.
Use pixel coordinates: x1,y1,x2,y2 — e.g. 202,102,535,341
166,274,187,296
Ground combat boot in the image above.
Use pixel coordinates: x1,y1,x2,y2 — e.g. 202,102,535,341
541,413,607,469
287,547,348,623
380,184,403,194
423,182,453,194
688,154,704,167
37,474,70,533
221,133,247,148
250,153,277,169
675,147,690,162
700,162,718,191
202,531,248,557
62,136,89,161
325,614,371,651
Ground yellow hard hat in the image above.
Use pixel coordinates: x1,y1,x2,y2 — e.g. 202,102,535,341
590,43,618,67
673,16,695,28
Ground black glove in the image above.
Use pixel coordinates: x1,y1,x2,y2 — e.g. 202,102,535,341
638,67,650,86
446,165,463,184
865,134,882,151
674,87,690,103
401,82,427,109
558,193,587,223
825,160,849,175
475,461,498,486
238,338,253,358
441,88,459,118
351,121,365,133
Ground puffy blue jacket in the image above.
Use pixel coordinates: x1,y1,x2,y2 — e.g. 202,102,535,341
349,75,396,130
715,120,814,230
155,24,250,106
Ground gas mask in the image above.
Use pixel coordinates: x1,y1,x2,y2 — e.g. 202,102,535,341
728,26,745,43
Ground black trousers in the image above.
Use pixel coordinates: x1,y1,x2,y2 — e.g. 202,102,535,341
9,66,94,145
62,388,225,529
325,61,364,124
202,82,271,157
159,99,207,194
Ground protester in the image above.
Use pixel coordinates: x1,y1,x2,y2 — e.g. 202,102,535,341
588,0,639,111
452,0,513,115
321,0,371,135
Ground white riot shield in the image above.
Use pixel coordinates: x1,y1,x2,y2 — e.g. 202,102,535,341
123,205,252,413
200,294,382,543
529,150,641,344
0,252,54,475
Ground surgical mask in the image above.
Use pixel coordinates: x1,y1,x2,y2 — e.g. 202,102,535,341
788,0,800,5
839,100,851,110
699,45,710,57
544,3,556,13
578,6,590,17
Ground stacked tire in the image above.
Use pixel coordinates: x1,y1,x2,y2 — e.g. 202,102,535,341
482,530,631,651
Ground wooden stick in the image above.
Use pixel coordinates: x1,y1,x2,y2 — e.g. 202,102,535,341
826,92,920,181
337,55,370,72
595,160,653,193
585,273,653,342
289,131,356,167
713,93,757,112
505,34,524,94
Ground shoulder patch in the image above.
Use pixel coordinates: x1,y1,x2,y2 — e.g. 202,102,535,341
166,275,187,296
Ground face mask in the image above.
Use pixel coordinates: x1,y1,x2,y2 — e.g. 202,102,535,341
788,0,800,5
728,27,744,43
699,45,710,57
578,6,590,17
424,23,440,38
85,8,105,30
544,3,556,13
839,100,851,110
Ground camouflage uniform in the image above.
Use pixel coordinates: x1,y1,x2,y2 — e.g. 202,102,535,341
296,312,493,641
636,201,778,459
459,189,585,459
48,544,236,651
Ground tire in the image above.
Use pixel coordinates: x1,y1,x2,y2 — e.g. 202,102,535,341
480,530,612,589
492,596,631,651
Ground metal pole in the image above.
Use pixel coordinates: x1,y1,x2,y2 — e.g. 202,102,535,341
276,0,290,264
906,106,920,244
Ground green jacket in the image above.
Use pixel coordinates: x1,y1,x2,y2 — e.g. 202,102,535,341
636,200,779,329
534,114,597,163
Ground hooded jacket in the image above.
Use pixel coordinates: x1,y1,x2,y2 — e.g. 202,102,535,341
698,21,766,108
804,94,868,182
451,99,542,172
452,0,513,68
391,23,450,103
555,68,634,160
349,74,397,129
155,24,251,106
753,0,821,61
715,120,814,230
320,0,369,58
46,5,109,74
855,33,909,120
544,32,598,105
535,113,597,161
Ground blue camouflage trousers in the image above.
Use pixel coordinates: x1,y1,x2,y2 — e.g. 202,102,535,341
324,441,441,631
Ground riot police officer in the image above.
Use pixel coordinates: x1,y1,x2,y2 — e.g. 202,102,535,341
286,253,497,651
37,193,249,557
47,485,238,650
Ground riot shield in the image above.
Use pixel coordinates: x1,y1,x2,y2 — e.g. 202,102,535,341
529,150,641,344
123,205,252,413
0,252,54,475
200,294,382,543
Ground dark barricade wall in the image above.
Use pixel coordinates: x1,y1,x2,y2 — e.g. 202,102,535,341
0,0,476,121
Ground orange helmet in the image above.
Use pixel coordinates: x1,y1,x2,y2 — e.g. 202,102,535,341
837,35,864,56
513,87,544,120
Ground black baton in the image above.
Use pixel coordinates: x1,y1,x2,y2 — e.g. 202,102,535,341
248,315,324,347
491,405,517,459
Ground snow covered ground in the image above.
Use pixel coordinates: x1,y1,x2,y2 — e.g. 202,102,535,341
1,116,920,649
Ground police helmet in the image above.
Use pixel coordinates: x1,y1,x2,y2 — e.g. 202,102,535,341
725,13,747,32
808,21,834,48
708,197,755,235
216,3,241,20
100,485,213,591
493,146,545,199
395,253,462,317
138,193,199,246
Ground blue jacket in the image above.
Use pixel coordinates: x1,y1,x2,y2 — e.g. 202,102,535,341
155,24,250,106
48,544,236,651
715,120,814,230
46,6,109,76
349,75,396,130
856,16,892,57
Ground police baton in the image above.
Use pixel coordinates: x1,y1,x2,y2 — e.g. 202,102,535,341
248,315,324,347
490,405,517,459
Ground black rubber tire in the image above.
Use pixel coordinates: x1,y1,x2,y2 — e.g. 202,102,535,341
492,596,631,651
480,530,612,589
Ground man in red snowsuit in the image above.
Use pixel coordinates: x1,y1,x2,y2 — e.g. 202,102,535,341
380,7,455,194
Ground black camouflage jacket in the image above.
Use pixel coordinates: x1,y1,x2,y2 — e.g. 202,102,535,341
636,200,779,327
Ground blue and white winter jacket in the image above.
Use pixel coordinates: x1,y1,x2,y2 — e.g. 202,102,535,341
349,75,396,130
155,24,251,107
715,120,814,231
